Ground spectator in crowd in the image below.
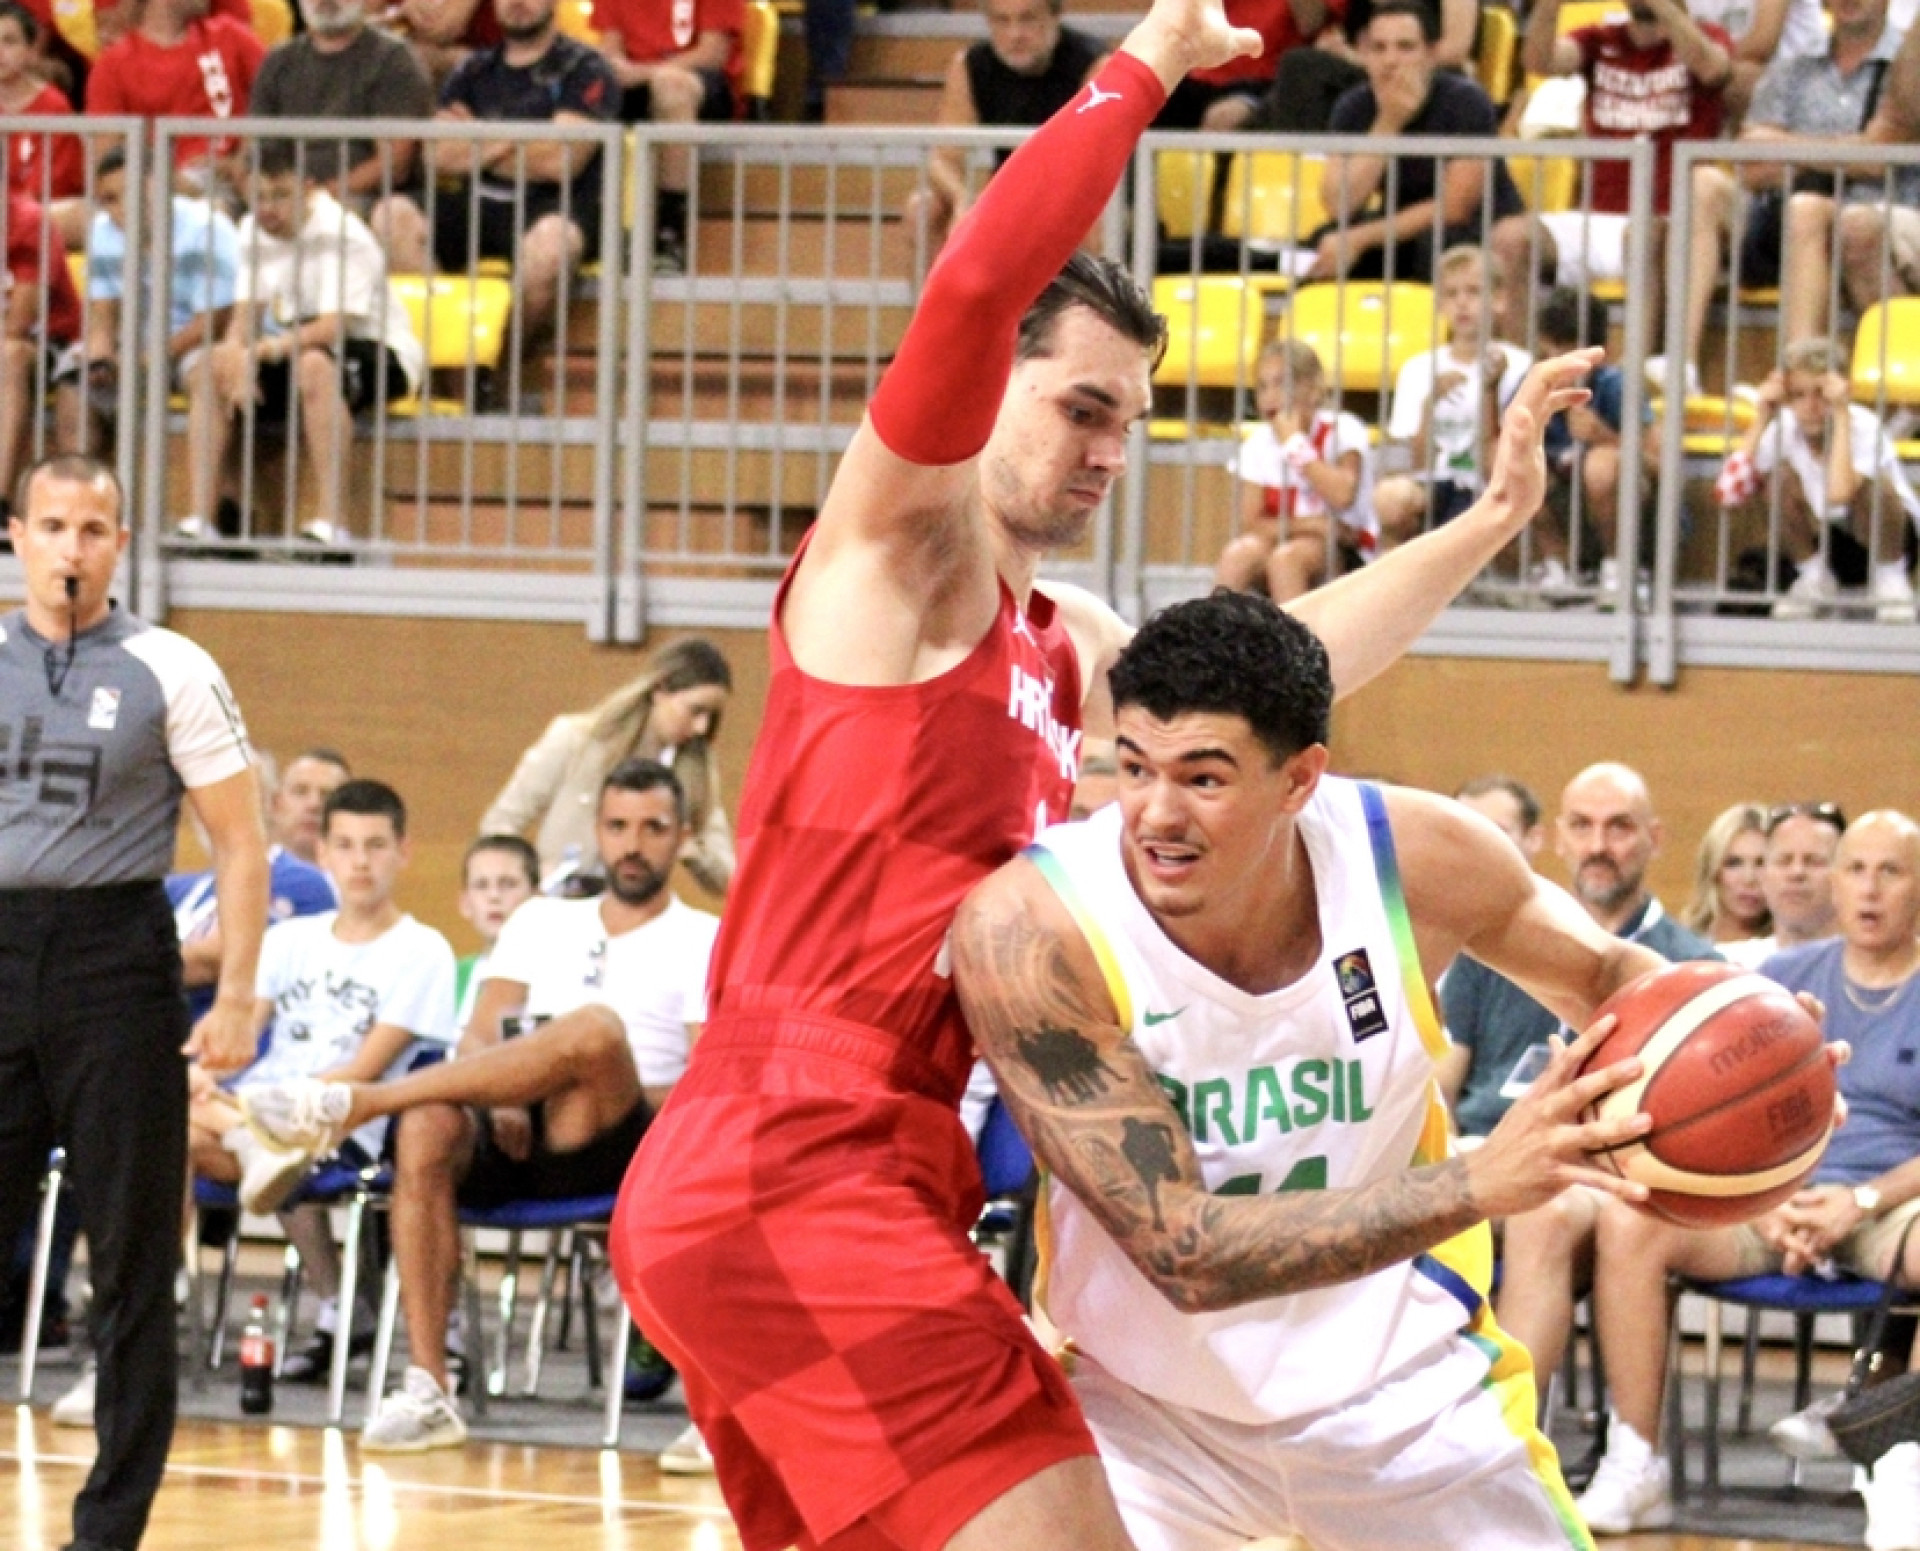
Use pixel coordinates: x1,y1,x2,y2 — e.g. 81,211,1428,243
1157,0,1328,131
1680,801,1772,956
1374,243,1531,542
80,145,238,459
481,635,734,893
1571,811,1920,1540
389,0,503,89
84,0,266,194
239,759,720,1452
592,0,740,274
1453,771,1546,861
1661,0,1909,393
1442,763,1718,1396
1827,13,1920,345
1744,801,1848,961
271,747,353,865
1214,337,1379,601
190,779,456,1380
906,0,1106,261
181,141,423,548
453,832,540,1023
378,0,619,358
1311,0,1525,284
0,2,83,201
1713,336,1920,622
0,191,81,527
1234,0,1479,137
1494,0,1732,363
1688,0,1828,123
249,0,435,203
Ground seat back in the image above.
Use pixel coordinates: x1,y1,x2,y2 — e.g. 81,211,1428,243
1852,298,1920,407
1157,148,1213,242
1474,4,1520,105
555,0,600,44
977,1098,1035,1199
1152,275,1274,389
251,0,295,46
1219,152,1329,246
741,0,780,119
1506,153,1578,214
390,273,514,374
1281,281,1436,394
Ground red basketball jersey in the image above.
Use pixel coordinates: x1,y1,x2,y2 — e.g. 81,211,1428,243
706,556,1084,1100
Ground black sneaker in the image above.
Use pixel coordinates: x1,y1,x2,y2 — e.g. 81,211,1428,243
280,1326,375,1384
652,229,687,277
625,1333,676,1402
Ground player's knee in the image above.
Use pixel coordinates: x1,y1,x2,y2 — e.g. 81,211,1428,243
395,1103,469,1172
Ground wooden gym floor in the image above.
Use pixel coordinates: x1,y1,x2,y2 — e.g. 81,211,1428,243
0,1406,1847,1551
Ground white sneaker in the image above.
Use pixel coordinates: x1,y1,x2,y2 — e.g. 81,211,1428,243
1575,1449,1673,1535
1596,556,1623,611
1872,565,1918,624
171,514,209,542
1643,354,1703,401
1768,1389,1844,1460
226,1124,315,1217
1866,1442,1920,1551
1773,560,1837,621
1531,556,1577,598
298,519,344,547
241,1077,353,1155
51,1363,95,1428
658,1421,715,1476
360,1365,467,1453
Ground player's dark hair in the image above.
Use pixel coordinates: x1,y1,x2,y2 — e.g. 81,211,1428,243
602,757,687,825
18,453,124,527
323,778,407,838
1365,0,1440,43
1109,590,1332,764
1456,773,1542,831
1537,286,1608,352
464,833,540,889
1018,252,1167,371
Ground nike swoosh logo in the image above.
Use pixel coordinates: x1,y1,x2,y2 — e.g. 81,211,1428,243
1142,1007,1186,1026
1078,83,1121,113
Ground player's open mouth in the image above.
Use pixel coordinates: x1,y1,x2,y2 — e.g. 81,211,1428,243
1140,841,1200,875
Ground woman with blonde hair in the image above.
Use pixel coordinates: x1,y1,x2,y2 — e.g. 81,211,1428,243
1681,801,1770,951
481,637,735,894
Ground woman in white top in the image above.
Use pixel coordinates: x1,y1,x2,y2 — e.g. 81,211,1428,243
1681,801,1771,965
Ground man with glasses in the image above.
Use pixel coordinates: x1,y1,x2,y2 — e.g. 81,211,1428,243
1721,802,1847,968
238,758,719,1452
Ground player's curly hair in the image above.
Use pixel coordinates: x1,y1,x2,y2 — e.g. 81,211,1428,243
1108,590,1332,764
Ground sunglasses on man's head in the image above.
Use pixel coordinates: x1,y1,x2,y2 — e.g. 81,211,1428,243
1765,802,1846,836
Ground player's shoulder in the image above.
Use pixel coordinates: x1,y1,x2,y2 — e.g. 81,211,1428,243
116,614,224,681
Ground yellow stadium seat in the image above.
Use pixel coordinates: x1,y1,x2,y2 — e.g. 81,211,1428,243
1852,299,1920,407
251,0,294,46
555,0,600,44
1157,150,1213,242
387,273,515,416
1475,5,1520,105
67,251,86,298
1153,275,1279,389
1278,281,1436,394
51,0,98,60
741,0,780,119
1219,152,1328,247
1505,153,1578,214
1555,0,1629,33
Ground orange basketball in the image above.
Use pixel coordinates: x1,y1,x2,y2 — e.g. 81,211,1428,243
1579,961,1835,1228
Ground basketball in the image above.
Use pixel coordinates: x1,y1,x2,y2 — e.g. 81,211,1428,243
1580,961,1835,1228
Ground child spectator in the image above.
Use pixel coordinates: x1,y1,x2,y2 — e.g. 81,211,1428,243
1374,243,1531,543
1214,337,1379,602
454,833,540,1025
0,2,83,202
1717,336,1920,622
0,191,82,524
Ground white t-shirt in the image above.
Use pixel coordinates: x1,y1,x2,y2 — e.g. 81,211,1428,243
1753,403,1920,526
1229,412,1380,551
248,911,458,1152
1387,344,1533,489
235,189,424,395
484,894,719,1089
1688,0,1827,57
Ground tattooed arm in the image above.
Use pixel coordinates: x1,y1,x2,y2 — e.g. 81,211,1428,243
951,857,1651,1314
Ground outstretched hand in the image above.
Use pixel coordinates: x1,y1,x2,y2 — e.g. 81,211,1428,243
1124,0,1264,90
1479,347,1602,539
1462,1014,1652,1222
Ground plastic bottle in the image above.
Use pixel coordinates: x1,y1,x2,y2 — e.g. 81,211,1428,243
239,1294,274,1416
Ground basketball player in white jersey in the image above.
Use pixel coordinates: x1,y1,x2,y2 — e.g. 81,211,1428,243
950,591,1677,1551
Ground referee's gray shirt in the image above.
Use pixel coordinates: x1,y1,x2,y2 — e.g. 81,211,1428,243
0,605,253,888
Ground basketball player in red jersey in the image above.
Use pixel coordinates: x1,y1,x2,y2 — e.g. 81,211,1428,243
609,0,1602,1545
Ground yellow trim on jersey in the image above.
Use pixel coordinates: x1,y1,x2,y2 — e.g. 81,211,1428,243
1023,844,1135,1030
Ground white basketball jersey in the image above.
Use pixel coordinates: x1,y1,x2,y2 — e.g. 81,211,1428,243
1028,778,1493,1426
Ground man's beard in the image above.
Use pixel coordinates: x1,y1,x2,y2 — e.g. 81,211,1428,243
499,11,552,41
606,856,669,907
1575,859,1640,914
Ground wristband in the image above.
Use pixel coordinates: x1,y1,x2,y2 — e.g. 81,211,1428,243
1281,433,1317,473
1714,450,1759,508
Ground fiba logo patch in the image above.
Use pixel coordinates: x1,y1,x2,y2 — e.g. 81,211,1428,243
1334,948,1388,1043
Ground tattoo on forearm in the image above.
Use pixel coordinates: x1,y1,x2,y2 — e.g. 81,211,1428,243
1016,1026,1117,1106
1120,1116,1180,1231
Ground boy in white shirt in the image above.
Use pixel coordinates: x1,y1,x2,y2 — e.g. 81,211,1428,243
190,778,457,1380
1715,336,1920,622
1374,244,1532,545
1215,338,1379,602
454,834,541,1026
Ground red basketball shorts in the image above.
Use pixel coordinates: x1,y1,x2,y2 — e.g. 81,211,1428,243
610,1013,1096,1551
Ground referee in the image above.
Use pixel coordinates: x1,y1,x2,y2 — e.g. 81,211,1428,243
1,454,268,1551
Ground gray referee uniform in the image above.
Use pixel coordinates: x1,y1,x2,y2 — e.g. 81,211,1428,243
0,603,252,1551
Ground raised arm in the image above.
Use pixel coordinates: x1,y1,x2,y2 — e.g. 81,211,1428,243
1521,0,1581,79
951,852,1649,1312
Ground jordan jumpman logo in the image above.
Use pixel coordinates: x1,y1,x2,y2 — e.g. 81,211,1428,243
1078,82,1122,113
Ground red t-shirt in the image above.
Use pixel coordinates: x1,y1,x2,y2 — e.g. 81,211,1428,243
85,15,266,163
1194,0,1342,87
7,81,85,200
704,550,1082,1101
5,194,81,345
590,0,743,89
1573,20,1730,213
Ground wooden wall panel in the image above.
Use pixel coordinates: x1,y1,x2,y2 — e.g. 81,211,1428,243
165,610,1920,948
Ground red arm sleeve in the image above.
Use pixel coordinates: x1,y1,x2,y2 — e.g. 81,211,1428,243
868,50,1165,468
